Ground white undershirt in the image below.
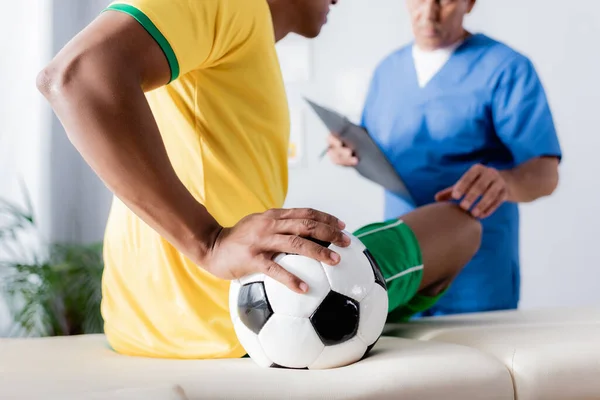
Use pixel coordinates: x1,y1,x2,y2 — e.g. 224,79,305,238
412,40,463,88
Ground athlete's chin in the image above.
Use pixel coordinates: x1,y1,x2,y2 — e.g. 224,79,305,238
295,24,324,39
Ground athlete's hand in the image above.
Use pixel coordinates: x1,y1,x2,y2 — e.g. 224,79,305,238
326,134,358,166
435,164,510,219
202,208,351,294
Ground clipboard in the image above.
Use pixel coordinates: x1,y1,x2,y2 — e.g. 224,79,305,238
305,98,414,203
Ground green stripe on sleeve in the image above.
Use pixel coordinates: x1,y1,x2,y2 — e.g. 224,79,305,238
103,3,180,82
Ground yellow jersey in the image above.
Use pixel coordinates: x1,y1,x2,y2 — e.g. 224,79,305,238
101,0,289,359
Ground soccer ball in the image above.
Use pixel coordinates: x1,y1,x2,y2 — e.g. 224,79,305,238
229,232,388,370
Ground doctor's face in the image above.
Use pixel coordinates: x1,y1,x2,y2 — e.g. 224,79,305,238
407,0,476,50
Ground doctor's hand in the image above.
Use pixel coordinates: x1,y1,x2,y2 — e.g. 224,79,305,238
435,164,510,219
326,134,358,166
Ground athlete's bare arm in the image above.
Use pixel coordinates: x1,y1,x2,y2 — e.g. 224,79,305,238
36,11,349,294
37,12,209,248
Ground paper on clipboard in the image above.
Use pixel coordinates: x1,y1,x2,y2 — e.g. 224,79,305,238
305,98,414,203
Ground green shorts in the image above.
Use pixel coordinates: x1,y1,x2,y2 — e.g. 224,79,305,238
353,218,444,323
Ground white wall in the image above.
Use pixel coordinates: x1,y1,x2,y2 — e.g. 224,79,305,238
0,0,53,235
0,0,53,335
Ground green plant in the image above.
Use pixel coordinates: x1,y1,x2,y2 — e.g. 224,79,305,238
0,195,104,337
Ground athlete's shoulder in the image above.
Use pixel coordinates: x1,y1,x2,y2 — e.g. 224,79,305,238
104,0,271,79
106,0,268,22
217,0,271,17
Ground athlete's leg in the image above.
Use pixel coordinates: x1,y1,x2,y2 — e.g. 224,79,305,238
353,202,481,323
400,202,482,296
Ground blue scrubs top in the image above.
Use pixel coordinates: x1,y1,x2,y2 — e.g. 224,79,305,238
361,34,562,315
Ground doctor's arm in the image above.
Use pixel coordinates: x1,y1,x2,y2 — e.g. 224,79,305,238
435,156,559,219
437,56,562,219
500,156,559,202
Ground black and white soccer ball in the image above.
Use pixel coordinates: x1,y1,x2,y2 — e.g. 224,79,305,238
229,232,388,370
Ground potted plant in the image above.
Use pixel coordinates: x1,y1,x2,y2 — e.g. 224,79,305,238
0,192,104,337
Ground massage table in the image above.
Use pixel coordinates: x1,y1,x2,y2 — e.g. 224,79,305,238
1,306,599,399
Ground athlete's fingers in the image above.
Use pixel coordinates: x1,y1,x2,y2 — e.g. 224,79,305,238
261,259,308,293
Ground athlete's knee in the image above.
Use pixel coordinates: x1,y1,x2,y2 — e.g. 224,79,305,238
446,212,481,276
462,215,483,258
430,210,482,291
420,278,452,297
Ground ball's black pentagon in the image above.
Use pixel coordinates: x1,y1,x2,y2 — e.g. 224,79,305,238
305,236,332,249
361,338,379,360
309,291,359,346
238,282,273,335
364,249,387,290
283,237,331,256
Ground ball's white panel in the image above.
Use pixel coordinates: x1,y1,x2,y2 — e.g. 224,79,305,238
233,319,273,368
258,315,325,369
264,254,330,318
344,230,366,251
322,235,374,302
307,336,367,370
229,280,241,323
273,253,287,264
239,273,265,286
357,284,389,346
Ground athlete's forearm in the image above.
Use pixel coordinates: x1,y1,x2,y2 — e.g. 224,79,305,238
36,28,220,261
501,156,560,203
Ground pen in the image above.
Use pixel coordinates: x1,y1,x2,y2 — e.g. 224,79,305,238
319,146,330,159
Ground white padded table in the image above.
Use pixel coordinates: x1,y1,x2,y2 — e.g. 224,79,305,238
385,307,600,400
384,306,600,340
0,334,513,400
